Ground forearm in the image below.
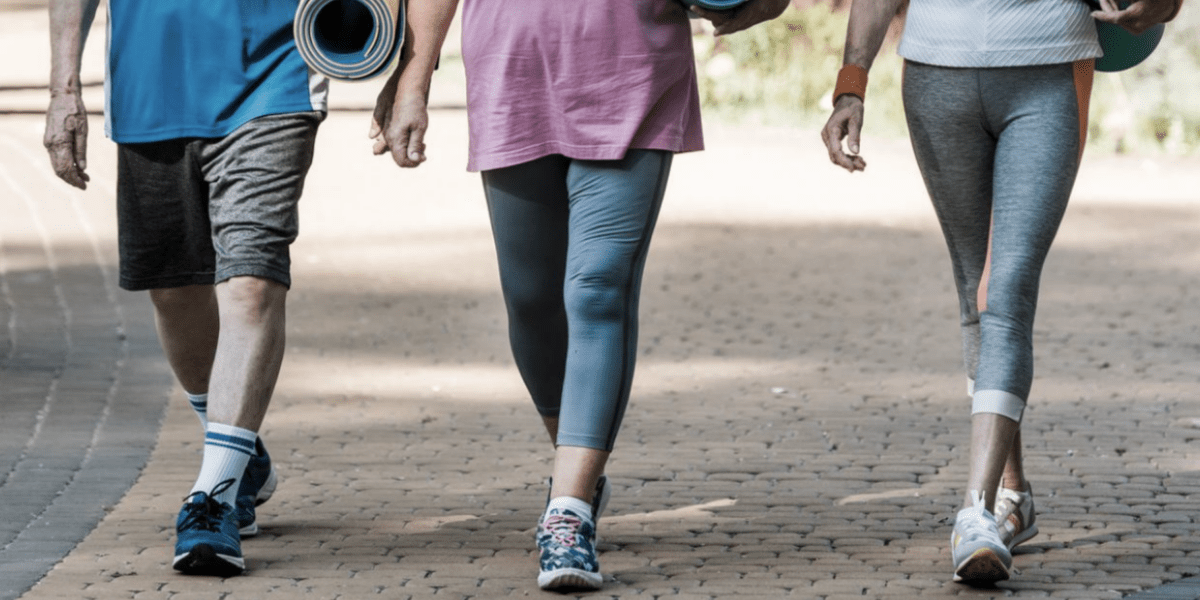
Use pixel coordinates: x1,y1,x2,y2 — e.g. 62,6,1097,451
843,0,905,70
48,0,100,94
394,0,460,99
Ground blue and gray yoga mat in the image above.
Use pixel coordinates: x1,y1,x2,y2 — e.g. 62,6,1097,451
294,0,404,81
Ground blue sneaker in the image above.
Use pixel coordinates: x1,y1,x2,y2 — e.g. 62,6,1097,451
173,479,244,577
235,438,277,538
536,507,602,591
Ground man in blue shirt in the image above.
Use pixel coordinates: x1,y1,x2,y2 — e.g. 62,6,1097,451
45,0,326,577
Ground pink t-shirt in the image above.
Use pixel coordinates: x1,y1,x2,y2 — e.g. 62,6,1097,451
461,0,705,172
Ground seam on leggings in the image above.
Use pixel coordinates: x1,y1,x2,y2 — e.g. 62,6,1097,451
1072,59,1094,163
603,151,672,451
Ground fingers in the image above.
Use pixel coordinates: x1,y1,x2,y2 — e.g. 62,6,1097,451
48,142,88,189
74,117,88,172
689,6,730,26
714,11,755,36
820,120,855,172
404,124,427,166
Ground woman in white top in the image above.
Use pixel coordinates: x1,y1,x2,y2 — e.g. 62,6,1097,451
821,0,1183,585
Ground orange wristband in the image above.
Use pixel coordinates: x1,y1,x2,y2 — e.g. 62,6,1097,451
833,64,869,103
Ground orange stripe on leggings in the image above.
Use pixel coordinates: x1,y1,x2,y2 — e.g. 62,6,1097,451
1073,59,1095,162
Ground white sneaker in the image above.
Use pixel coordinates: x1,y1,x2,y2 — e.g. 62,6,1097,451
951,490,1012,584
995,480,1038,550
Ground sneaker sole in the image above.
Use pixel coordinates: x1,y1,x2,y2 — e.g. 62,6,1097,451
173,544,245,577
238,522,259,538
953,548,1010,584
538,567,603,591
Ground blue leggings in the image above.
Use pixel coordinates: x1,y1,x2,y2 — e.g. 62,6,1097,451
903,60,1093,422
482,150,673,451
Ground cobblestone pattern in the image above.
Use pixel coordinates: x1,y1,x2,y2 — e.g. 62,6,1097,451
0,120,173,600
6,107,1198,600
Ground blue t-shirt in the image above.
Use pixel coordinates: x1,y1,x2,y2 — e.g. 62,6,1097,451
104,0,328,143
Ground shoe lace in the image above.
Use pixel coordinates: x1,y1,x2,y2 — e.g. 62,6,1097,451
956,490,996,543
542,513,583,548
178,478,236,532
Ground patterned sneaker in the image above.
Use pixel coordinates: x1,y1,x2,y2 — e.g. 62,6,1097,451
173,479,244,577
235,438,277,538
951,490,1012,584
995,481,1038,550
536,507,603,591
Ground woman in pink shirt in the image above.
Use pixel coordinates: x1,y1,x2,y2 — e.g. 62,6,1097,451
379,3,703,591
373,0,784,591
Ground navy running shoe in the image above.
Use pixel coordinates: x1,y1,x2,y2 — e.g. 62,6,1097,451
536,507,602,591
173,479,244,577
235,437,277,537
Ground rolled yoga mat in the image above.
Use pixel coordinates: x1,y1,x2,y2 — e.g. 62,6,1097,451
294,0,405,81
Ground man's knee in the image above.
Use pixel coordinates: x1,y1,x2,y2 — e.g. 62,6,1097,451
217,276,287,322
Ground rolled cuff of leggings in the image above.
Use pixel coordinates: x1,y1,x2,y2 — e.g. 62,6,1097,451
972,389,1025,422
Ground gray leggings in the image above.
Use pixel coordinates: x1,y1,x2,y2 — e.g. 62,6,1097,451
903,60,1092,422
482,150,672,451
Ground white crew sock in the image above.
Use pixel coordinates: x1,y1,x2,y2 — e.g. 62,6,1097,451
186,392,208,430
190,423,257,506
545,496,593,521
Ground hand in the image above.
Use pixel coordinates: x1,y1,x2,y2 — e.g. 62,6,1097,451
821,94,867,172
1092,0,1177,35
43,90,89,189
689,0,790,36
370,71,430,168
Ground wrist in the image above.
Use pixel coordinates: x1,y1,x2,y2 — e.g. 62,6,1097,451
833,63,868,103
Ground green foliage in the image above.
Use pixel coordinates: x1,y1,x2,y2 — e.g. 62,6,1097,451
693,4,908,133
1087,9,1200,155
694,4,1200,155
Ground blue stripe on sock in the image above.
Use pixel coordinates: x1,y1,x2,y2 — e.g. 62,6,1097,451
204,432,256,454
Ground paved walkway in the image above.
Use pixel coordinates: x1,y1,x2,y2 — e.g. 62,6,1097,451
6,4,1200,600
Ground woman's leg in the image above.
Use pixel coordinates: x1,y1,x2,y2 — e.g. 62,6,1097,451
971,59,1091,497
482,155,572,442
551,149,673,502
903,63,994,397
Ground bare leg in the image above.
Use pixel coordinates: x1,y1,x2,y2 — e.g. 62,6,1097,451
542,416,559,445
1002,430,1027,490
964,413,1020,512
551,446,609,504
149,285,219,394
205,276,288,431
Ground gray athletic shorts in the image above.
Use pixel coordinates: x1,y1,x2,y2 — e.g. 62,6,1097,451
116,112,322,291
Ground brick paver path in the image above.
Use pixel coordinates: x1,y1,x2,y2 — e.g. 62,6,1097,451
4,4,1200,597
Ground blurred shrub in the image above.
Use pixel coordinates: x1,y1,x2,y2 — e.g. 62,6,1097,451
694,3,1200,155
